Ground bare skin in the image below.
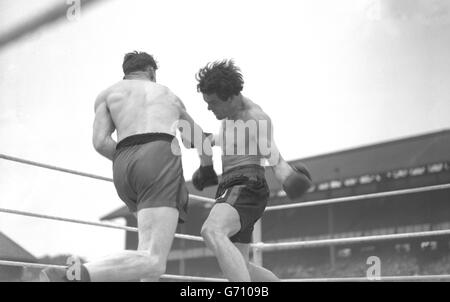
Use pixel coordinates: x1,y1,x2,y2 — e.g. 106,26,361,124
93,70,212,164
201,203,279,282
89,70,211,282
216,95,294,179
85,207,178,282
201,93,293,281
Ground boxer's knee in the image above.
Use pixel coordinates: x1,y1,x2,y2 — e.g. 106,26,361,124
135,251,166,278
201,223,228,247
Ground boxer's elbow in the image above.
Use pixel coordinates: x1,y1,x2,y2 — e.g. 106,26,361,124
92,134,107,153
93,138,115,160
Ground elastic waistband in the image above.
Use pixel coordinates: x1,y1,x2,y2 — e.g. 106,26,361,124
222,164,265,181
116,133,175,150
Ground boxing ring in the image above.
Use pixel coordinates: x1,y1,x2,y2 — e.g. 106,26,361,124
1,153,450,282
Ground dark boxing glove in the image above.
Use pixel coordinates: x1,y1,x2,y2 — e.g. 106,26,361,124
192,165,218,191
282,164,312,200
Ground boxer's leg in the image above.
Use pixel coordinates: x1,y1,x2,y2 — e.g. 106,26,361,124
83,207,178,282
234,243,280,282
201,202,251,281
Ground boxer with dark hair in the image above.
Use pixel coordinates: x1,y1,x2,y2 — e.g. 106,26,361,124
40,51,213,282
194,59,312,281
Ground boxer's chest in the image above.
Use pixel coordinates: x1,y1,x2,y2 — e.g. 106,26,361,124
218,119,260,155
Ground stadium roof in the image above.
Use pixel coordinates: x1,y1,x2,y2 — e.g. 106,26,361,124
284,128,450,184
0,232,36,262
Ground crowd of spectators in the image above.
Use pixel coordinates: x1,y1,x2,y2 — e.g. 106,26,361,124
271,241,450,279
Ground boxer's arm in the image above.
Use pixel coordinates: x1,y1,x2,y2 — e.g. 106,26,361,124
253,111,282,168
255,110,310,186
92,97,116,161
175,97,213,166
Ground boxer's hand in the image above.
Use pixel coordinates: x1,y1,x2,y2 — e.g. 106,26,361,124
192,165,218,191
282,164,312,200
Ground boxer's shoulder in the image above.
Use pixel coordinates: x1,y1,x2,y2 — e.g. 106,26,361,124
96,80,130,105
172,94,185,109
244,105,271,125
94,89,109,111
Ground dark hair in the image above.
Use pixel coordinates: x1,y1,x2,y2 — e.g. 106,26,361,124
122,51,158,75
196,59,244,101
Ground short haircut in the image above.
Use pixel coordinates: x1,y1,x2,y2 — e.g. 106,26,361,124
122,51,158,75
196,59,244,101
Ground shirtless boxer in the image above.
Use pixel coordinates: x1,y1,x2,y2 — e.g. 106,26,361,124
40,51,213,282
192,60,312,281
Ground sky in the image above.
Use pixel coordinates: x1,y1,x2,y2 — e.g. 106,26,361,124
0,0,449,261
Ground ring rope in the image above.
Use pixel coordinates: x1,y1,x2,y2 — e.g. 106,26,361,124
161,274,226,282
3,154,450,280
0,207,204,242
1,206,450,250
2,153,449,210
255,229,450,251
283,275,450,282
2,260,448,282
0,153,112,182
266,183,450,211
0,260,226,282
3,153,450,249
0,153,214,204
0,260,66,270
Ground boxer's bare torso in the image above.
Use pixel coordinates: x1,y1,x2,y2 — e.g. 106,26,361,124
220,97,267,172
218,96,293,180
95,79,181,142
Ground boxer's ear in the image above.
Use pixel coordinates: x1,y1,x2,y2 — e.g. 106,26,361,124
148,67,156,82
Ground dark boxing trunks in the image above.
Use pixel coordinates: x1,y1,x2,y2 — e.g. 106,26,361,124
112,133,189,223
215,164,269,243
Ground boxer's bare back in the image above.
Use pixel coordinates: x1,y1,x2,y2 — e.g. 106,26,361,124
95,79,181,142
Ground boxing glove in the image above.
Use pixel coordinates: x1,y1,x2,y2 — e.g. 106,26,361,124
282,164,312,200
192,165,218,191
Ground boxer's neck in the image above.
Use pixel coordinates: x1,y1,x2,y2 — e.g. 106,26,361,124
123,71,154,81
227,94,245,120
